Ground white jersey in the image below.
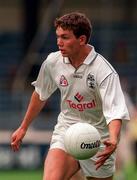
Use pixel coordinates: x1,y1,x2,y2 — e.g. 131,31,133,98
32,45,130,140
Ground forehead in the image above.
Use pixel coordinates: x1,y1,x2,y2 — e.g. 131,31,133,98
56,27,74,36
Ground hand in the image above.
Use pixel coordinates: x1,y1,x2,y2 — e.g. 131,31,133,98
11,127,26,152
95,139,117,170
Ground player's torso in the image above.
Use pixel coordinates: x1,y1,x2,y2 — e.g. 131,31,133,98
51,56,103,124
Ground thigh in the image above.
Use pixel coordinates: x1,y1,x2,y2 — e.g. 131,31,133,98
43,148,80,180
86,176,113,180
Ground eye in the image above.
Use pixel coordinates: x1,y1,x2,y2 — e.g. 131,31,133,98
56,34,70,40
62,36,69,39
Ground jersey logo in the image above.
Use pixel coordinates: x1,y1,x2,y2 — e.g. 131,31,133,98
59,75,68,86
73,73,83,79
66,99,96,112
86,73,95,89
74,92,84,102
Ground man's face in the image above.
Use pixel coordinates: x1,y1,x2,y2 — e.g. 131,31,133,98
56,27,82,58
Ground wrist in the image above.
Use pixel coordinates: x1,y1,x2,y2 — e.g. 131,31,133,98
109,139,118,150
109,135,120,146
111,140,117,146
20,124,28,132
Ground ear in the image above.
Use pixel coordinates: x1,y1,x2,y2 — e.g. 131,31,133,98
79,35,87,45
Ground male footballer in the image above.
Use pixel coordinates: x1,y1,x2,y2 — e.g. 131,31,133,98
11,12,130,180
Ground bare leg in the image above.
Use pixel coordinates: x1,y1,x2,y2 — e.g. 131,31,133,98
43,148,80,180
70,170,85,180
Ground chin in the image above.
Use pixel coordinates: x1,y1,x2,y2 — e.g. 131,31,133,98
61,53,68,57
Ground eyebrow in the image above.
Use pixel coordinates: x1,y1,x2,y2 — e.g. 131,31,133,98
56,32,70,37
56,33,69,36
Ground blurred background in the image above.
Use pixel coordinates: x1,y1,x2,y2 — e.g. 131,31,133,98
0,0,137,179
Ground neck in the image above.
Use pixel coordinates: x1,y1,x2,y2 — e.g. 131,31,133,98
69,45,92,68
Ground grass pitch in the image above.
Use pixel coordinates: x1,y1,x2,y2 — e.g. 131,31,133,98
0,164,137,180
0,169,43,180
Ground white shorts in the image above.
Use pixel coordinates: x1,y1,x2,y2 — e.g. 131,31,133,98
50,115,116,178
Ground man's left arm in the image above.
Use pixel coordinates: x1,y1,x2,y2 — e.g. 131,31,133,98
95,119,122,170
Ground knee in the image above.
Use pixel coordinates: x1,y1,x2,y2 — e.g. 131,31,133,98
43,169,74,180
43,169,66,180
43,173,61,180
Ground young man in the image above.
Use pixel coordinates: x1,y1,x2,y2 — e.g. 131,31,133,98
11,12,130,180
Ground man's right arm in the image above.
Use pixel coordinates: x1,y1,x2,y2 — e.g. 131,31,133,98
11,90,46,151
20,90,46,130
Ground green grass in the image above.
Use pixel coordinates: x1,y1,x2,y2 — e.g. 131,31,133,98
114,163,137,180
0,164,137,180
124,163,137,180
0,169,43,180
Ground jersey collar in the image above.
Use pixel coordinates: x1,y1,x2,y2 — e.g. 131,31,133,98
63,45,97,65
83,45,97,65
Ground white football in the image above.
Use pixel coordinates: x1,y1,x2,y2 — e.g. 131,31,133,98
64,122,101,160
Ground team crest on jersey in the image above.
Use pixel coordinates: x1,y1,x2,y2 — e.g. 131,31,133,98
86,73,95,89
59,75,68,86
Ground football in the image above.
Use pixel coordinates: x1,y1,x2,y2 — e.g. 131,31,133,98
64,122,101,160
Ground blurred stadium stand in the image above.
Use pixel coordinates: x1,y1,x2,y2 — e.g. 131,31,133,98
0,0,137,169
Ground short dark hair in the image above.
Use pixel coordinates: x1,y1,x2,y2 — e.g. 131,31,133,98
54,12,92,43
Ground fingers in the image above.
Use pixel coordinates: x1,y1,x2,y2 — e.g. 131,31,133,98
96,150,110,158
10,127,26,152
95,154,110,170
11,133,22,152
12,141,22,151
11,139,22,152
95,139,117,170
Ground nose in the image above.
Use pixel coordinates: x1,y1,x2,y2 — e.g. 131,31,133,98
57,38,63,47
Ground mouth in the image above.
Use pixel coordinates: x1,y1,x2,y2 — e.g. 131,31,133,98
60,49,66,54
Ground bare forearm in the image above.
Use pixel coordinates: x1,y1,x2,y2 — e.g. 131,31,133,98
108,119,122,145
20,91,46,130
95,119,122,169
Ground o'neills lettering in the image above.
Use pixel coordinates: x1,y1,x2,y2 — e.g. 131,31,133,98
80,140,100,149
66,100,96,111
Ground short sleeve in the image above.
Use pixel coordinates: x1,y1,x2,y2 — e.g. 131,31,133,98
99,73,130,124
32,60,57,101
